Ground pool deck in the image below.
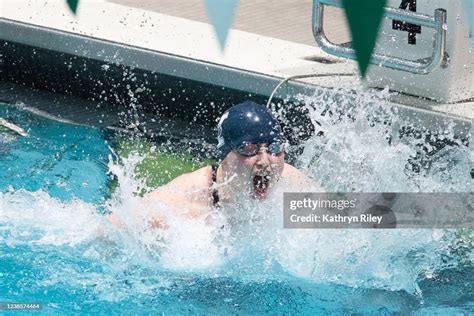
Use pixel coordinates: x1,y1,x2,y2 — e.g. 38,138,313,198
0,0,473,129
107,0,351,47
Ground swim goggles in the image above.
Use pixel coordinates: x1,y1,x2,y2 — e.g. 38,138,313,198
235,142,286,157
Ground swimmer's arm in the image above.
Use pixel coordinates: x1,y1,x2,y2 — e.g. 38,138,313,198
107,183,192,230
106,196,168,230
109,166,212,229
116,187,184,230
107,212,122,227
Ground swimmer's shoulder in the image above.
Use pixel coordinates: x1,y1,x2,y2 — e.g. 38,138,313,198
282,163,305,178
147,165,211,197
168,165,212,190
143,166,212,217
282,163,324,192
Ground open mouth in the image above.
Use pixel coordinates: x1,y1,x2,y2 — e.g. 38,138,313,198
252,174,271,199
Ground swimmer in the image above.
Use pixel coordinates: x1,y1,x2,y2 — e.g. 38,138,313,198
140,101,322,224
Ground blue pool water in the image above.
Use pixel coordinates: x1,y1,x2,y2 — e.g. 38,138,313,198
1,97,473,314
0,105,109,205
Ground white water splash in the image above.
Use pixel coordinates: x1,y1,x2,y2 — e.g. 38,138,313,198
291,87,472,193
0,189,103,247
1,87,472,298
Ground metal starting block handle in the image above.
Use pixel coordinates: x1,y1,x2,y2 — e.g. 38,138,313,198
312,0,448,74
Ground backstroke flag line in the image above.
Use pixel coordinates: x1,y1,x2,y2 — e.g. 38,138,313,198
342,0,387,78
62,1,471,71
204,0,239,51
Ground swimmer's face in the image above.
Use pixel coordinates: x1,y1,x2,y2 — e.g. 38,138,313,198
222,143,285,200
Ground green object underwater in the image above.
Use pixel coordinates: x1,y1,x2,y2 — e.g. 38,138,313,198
114,137,215,190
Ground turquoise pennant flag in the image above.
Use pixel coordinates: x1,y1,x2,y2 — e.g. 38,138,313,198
342,0,387,78
66,0,79,14
464,0,473,41
204,0,239,51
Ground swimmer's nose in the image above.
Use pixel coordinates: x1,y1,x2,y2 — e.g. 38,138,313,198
255,150,272,169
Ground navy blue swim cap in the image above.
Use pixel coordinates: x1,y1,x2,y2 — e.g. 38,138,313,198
216,101,286,159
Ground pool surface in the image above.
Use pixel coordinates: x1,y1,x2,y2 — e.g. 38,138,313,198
1,95,473,314
0,104,110,205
